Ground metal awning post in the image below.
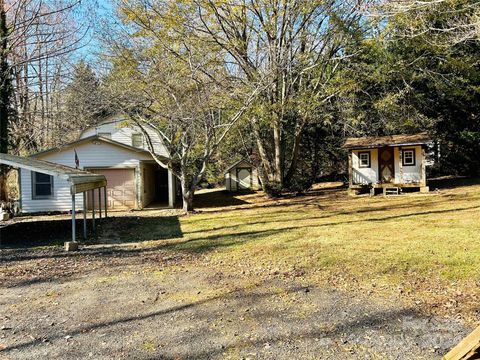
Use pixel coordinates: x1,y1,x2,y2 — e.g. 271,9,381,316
72,194,76,242
91,189,95,236
98,187,102,220
83,191,87,239
104,186,107,218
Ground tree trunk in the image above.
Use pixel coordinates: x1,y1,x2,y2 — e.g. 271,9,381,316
251,116,273,179
272,114,283,187
0,0,9,154
250,115,284,197
179,176,194,212
0,1,10,201
182,190,194,212
284,121,306,186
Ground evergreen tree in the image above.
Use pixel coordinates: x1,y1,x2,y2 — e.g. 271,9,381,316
335,3,480,176
64,61,108,130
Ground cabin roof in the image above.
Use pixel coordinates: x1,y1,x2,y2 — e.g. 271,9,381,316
224,159,255,173
0,153,106,193
343,133,431,149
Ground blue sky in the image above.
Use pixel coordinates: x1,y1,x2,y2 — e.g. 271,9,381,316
73,0,117,65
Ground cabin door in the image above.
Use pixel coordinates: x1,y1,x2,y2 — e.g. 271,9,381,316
379,147,395,183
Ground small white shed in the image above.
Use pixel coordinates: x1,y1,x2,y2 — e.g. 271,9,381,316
225,160,260,191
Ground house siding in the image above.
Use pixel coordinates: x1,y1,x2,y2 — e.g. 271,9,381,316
225,170,235,191
352,149,379,184
21,140,152,213
394,145,422,183
350,146,423,186
20,173,81,213
225,161,260,191
80,116,169,157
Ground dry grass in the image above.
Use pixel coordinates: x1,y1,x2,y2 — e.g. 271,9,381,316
3,179,479,324
119,180,480,323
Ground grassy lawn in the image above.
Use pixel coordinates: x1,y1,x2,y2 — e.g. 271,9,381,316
2,180,479,358
106,180,480,324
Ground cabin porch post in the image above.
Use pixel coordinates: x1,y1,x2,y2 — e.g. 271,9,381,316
398,146,403,185
348,150,353,187
347,150,356,196
420,146,429,192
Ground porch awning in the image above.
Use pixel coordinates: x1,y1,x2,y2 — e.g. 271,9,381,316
343,133,431,150
0,153,106,194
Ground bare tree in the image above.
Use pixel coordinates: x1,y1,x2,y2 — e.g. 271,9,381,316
2,0,93,154
159,0,365,192
104,4,262,211
374,0,480,45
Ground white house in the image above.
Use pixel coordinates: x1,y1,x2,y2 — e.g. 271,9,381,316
343,133,431,195
19,115,177,213
225,160,261,191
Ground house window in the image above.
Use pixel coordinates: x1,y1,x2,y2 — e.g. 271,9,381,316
402,149,416,166
32,172,54,199
98,132,111,139
132,133,143,148
358,151,371,168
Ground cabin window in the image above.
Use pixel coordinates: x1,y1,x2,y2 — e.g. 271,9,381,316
132,133,143,148
98,132,111,139
402,149,416,166
32,172,54,199
358,151,371,168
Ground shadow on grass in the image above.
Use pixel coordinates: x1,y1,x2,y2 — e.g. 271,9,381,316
194,189,253,208
0,218,79,248
3,201,478,261
2,201,478,290
100,215,183,244
184,195,480,236
0,215,183,249
429,177,480,190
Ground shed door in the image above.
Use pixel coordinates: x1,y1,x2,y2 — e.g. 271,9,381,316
88,169,135,209
379,147,395,183
237,168,252,189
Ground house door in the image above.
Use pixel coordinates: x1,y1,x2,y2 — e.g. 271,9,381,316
379,147,395,183
237,168,252,189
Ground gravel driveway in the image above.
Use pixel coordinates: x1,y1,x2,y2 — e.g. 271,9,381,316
0,244,470,360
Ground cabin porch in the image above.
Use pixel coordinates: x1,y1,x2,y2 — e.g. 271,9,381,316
347,183,430,196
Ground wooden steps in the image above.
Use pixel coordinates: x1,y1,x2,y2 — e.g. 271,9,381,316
444,325,480,360
383,187,401,196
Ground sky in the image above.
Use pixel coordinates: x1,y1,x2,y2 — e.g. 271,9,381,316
73,0,117,66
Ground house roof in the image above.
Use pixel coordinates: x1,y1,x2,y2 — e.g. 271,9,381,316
31,135,168,162
343,133,431,149
0,153,106,194
77,114,125,139
224,159,255,173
